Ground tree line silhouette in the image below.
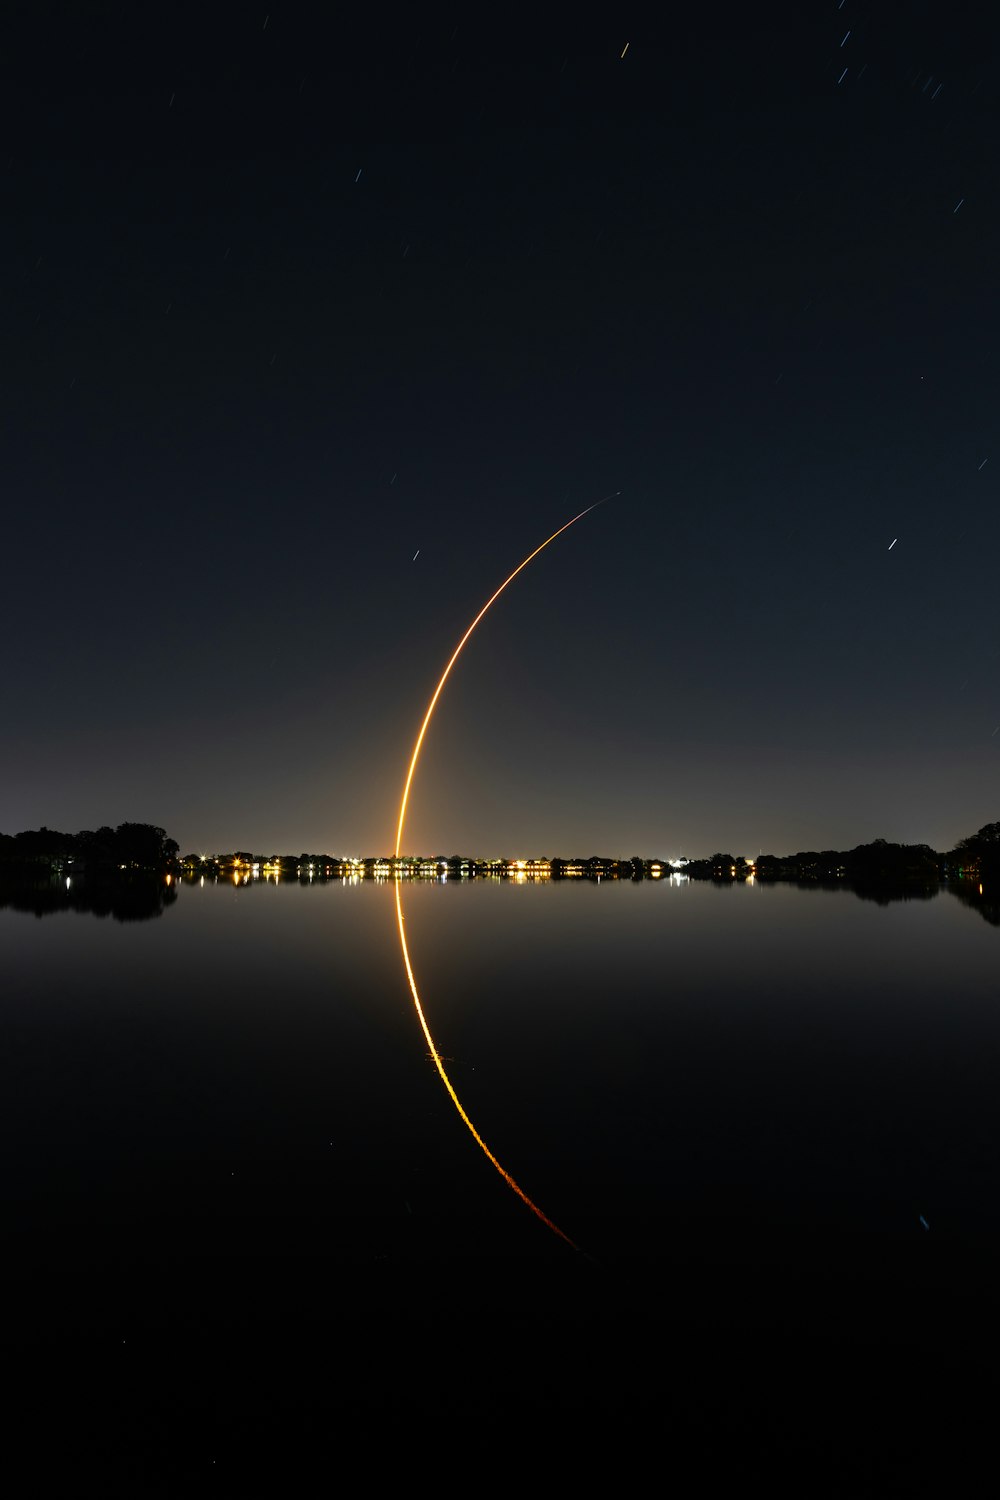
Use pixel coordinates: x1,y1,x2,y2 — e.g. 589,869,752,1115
0,823,178,871
683,824,998,884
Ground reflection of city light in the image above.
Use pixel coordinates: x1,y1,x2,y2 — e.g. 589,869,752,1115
392,506,605,1252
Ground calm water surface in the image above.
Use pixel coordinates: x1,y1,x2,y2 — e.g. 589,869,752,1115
7,873,999,1484
6,874,999,1270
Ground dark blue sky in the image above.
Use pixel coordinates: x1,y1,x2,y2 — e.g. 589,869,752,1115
3,4,997,855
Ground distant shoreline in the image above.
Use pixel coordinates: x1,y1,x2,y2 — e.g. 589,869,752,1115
3,823,997,885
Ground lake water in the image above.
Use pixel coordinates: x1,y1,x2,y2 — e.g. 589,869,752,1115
6,873,997,1485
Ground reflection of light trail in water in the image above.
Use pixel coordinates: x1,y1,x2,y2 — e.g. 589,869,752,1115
394,881,574,1245
394,497,614,1249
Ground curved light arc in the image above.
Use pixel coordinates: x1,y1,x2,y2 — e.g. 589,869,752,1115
394,497,612,1250
394,500,610,860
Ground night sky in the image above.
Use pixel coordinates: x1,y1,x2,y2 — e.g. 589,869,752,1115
4,4,998,857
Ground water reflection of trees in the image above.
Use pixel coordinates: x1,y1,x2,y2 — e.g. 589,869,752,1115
769,875,997,923
759,879,940,907
0,874,178,922
848,883,938,908
942,880,1000,927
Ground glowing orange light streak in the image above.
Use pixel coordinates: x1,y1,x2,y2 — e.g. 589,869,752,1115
394,500,610,859
394,499,612,1249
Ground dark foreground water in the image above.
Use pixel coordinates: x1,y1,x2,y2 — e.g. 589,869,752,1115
5,874,998,1489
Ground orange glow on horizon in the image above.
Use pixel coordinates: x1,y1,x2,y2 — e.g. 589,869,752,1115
393,501,610,1250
